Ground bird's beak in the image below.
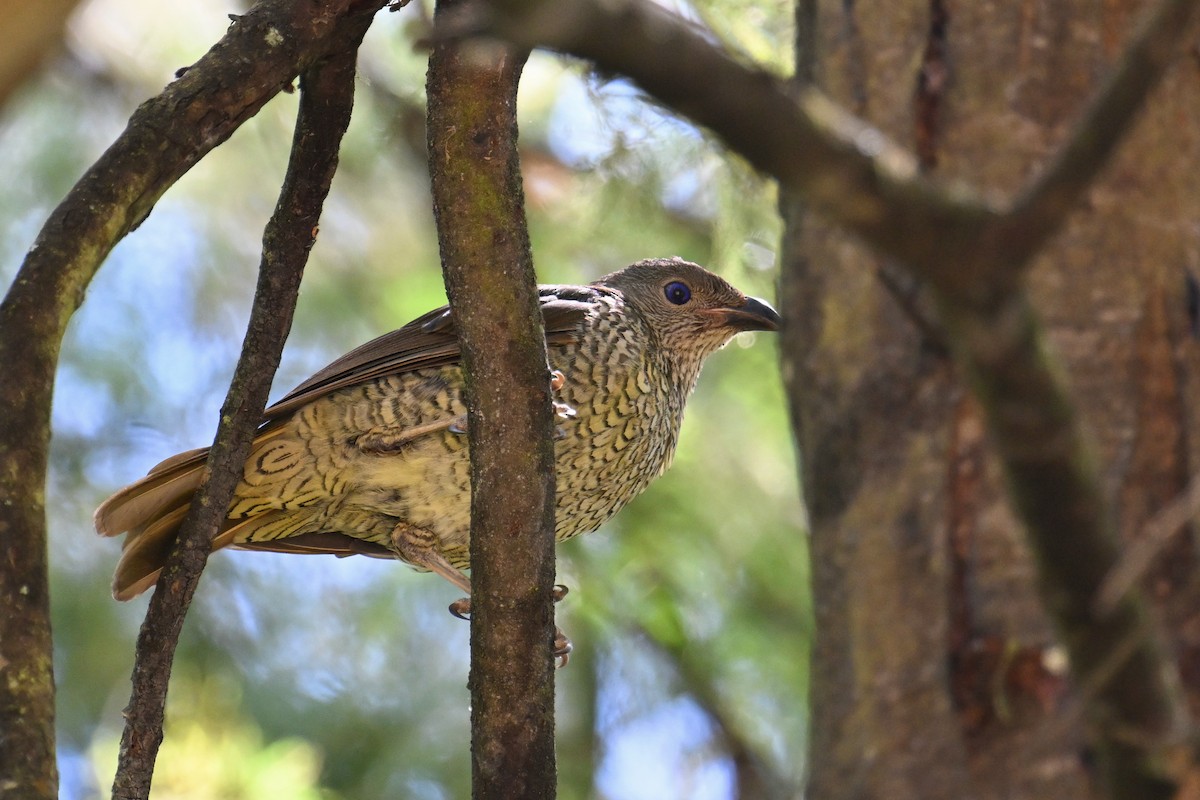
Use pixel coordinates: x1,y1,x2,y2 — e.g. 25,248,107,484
718,296,782,332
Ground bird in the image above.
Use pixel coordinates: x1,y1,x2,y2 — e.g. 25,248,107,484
94,257,781,612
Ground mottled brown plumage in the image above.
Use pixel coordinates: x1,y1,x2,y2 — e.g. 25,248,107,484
95,258,780,601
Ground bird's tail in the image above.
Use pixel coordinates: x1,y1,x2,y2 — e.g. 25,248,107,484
95,446,211,600
95,431,292,600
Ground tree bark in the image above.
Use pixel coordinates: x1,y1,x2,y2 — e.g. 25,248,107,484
426,5,559,797
786,1,1200,797
780,195,972,798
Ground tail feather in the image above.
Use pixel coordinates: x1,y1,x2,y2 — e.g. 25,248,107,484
100,428,293,601
111,508,292,600
95,429,290,538
94,450,209,539
112,504,190,600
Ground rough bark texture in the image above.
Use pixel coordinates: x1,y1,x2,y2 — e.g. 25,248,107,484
0,3,383,797
784,1,1200,797
426,7,559,797
781,199,971,798
111,14,372,798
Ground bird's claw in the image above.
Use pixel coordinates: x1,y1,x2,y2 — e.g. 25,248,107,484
552,585,572,666
550,370,577,420
449,597,471,620
450,586,573,665
554,626,573,668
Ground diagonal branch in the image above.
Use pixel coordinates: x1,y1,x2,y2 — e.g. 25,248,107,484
625,593,791,797
469,0,1198,296
996,0,1199,269
1096,472,1200,617
110,12,375,798
460,0,996,293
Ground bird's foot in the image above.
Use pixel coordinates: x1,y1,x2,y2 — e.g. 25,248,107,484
550,370,577,426
448,584,574,666
551,584,571,666
554,627,573,668
448,597,472,620
447,584,570,619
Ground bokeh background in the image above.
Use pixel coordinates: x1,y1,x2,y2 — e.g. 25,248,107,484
0,1,808,797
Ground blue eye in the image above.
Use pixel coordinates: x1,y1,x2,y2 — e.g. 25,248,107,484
664,281,691,305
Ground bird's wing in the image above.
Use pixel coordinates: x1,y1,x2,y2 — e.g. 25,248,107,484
95,286,600,546
231,532,395,559
262,289,600,422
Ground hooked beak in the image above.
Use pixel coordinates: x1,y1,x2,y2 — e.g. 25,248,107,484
719,295,782,332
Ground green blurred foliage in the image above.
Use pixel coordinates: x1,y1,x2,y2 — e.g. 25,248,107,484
0,0,807,797
90,671,338,800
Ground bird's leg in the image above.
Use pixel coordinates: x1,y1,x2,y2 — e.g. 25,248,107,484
358,415,467,452
389,522,472,594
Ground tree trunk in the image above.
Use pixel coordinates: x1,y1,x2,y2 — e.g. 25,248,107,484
786,1,1200,797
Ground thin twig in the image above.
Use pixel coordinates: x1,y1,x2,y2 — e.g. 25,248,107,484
1096,474,1200,617
111,15,372,797
627,615,790,798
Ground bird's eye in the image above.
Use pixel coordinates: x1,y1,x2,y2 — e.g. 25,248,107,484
663,281,691,305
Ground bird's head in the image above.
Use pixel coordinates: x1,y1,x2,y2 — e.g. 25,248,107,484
596,257,781,363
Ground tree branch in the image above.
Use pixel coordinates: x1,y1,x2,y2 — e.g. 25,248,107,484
110,11,375,799
460,0,996,296
0,3,384,798
426,3,559,797
935,288,1187,798
627,611,789,797
1097,473,1200,617
469,0,1199,298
